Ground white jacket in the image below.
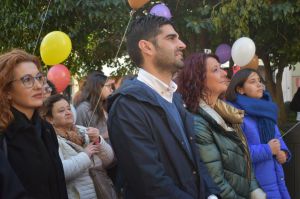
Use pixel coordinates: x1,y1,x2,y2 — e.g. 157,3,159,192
58,133,114,199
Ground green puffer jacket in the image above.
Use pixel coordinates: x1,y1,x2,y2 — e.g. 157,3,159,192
194,101,259,199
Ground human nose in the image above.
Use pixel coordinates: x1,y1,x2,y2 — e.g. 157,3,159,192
257,81,263,87
33,78,44,89
66,108,72,115
221,69,227,77
178,39,186,50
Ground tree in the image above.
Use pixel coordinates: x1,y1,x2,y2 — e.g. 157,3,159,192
1,0,299,123
0,0,131,78
206,0,300,124
162,0,300,124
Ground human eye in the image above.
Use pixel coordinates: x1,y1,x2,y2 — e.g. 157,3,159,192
36,73,45,81
21,75,33,83
213,66,219,72
249,79,257,84
167,34,176,40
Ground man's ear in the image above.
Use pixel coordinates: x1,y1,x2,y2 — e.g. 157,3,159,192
138,40,155,56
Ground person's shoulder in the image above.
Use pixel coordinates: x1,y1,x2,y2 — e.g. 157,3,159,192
194,112,209,125
41,119,54,130
110,93,143,112
108,80,158,111
77,101,90,109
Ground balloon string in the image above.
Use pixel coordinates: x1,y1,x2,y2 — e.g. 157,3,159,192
175,0,180,11
114,10,135,61
87,10,135,127
33,0,52,55
279,121,300,139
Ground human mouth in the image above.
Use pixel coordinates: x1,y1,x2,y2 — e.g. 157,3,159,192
32,93,43,99
176,51,183,58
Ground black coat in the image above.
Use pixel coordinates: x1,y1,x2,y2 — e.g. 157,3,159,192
0,149,28,199
2,108,68,199
108,79,206,199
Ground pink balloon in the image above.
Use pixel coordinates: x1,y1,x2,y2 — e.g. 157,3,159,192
150,3,172,19
232,65,241,75
47,64,71,93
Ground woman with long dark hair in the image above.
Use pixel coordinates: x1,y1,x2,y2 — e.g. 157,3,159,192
0,49,68,199
226,68,291,198
75,72,113,140
177,53,264,198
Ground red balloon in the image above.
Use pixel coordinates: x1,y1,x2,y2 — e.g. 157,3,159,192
47,64,71,93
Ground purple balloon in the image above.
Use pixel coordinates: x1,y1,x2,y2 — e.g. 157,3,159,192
215,44,231,64
150,3,172,20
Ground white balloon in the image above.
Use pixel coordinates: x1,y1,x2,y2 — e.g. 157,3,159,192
231,37,256,67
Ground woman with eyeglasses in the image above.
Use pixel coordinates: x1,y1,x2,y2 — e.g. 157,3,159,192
75,72,114,141
0,49,68,199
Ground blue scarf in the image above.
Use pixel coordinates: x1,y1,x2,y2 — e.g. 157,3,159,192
234,92,278,144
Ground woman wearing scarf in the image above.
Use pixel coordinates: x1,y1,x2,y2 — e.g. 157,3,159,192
226,68,291,198
177,53,264,199
42,94,115,199
0,49,68,199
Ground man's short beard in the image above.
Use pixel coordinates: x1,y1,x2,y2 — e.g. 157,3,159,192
154,55,184,74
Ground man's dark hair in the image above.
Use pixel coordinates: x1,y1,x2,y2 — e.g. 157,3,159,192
126,15,174,67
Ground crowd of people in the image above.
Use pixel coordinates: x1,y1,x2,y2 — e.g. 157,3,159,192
0,14,294,199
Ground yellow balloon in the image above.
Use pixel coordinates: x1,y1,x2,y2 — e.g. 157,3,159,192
40,31,72,65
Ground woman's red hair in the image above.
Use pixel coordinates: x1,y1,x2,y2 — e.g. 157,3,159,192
176,53,219,113
0,49,41,131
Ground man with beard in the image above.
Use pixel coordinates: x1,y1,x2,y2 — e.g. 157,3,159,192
107,15,208,199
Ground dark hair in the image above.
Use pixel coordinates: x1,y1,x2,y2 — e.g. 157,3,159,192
177,53,220,113
41,94,68,119
0,49,41,131
225,68,261,101
126,14,174,67
47,80,57,95
76,71,107,121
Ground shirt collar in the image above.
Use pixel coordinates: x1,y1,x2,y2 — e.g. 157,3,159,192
137,68,177,103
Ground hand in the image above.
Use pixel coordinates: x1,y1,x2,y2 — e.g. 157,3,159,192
84,143,99,157
86,127,100,143
276,150,287,164
268,139,281,155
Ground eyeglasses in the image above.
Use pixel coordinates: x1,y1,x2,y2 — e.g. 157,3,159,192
10,72,46,88
104,83,113,89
